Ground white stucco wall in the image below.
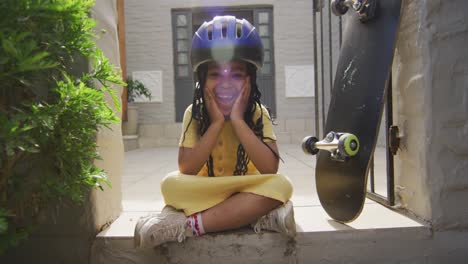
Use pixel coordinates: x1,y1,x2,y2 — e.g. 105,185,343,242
92,0,124,233
124,0,315,124
393,0,468,229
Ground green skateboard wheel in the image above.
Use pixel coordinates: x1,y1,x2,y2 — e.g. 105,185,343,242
338,133,360,157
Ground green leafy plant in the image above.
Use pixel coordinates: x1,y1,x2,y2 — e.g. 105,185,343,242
126,78,152,102
0,0,123,254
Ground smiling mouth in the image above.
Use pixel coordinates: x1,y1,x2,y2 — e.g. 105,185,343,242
215,93,237,105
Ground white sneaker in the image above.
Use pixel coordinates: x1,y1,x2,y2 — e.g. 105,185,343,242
252,200,296,237
134,206,192,248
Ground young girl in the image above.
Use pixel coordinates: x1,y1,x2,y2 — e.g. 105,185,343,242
134,15,295,249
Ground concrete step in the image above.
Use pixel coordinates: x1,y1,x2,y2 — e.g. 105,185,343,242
89,202,468,264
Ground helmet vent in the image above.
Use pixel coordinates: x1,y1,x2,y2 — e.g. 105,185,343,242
207,24,213,40
221,23,228,38
236,23,242,38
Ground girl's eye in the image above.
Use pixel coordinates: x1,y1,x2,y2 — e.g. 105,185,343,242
208,72,220,78
232,73,246,79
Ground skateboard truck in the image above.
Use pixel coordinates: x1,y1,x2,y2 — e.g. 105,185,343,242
302,131,360,161
331,0,378,22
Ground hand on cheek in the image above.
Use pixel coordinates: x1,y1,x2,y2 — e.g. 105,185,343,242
205,89,225,124
230,76,251,121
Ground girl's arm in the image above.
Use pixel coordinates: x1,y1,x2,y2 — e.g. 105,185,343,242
178,121,223,175
230,81,279,174
178,87,225,175
231,119,279,174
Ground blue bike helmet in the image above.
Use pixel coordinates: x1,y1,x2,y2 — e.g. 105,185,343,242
190,15,264,72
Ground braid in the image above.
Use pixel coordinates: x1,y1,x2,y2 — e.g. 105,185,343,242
233,145,250,175
233,64,281,175
196,65,216,177
181,64,216,176
207,155,214,176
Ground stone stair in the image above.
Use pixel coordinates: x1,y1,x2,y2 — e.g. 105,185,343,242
89,202,468,264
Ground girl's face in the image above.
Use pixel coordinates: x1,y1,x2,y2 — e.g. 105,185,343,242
204,60,249,116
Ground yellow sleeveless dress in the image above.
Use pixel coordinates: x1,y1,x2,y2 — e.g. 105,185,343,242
161,104,293,216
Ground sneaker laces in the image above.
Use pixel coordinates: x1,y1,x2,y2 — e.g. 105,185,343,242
150,215,186,243
253,214,277,233
148,210,189,245
252,201,296,237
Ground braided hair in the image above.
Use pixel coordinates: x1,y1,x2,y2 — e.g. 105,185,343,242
181,62,279,176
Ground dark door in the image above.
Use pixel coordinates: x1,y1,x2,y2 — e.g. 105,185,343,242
172,11,193,122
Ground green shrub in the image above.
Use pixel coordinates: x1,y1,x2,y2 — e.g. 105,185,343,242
0,0,123,253
126,78,152,103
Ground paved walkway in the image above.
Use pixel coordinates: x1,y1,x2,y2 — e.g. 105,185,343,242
99,144,423,243
121,144,388,212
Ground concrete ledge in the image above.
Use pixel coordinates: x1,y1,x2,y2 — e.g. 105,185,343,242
94,202,425,238
90,203,453,264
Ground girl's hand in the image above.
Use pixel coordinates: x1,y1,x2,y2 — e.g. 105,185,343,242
205,88,225,125
230,76,251,121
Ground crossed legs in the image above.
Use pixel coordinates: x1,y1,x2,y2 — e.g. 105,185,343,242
134,173,295,248
201,192,282,233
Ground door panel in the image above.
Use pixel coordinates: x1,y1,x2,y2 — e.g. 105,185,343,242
172,11,193,122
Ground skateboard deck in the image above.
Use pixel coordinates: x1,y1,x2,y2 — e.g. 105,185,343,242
303,0,402,223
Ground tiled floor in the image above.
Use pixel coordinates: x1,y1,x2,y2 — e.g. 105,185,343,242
99,144,423,241
118,144,422,235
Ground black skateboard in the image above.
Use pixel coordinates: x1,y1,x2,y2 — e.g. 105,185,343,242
302,0,402,223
